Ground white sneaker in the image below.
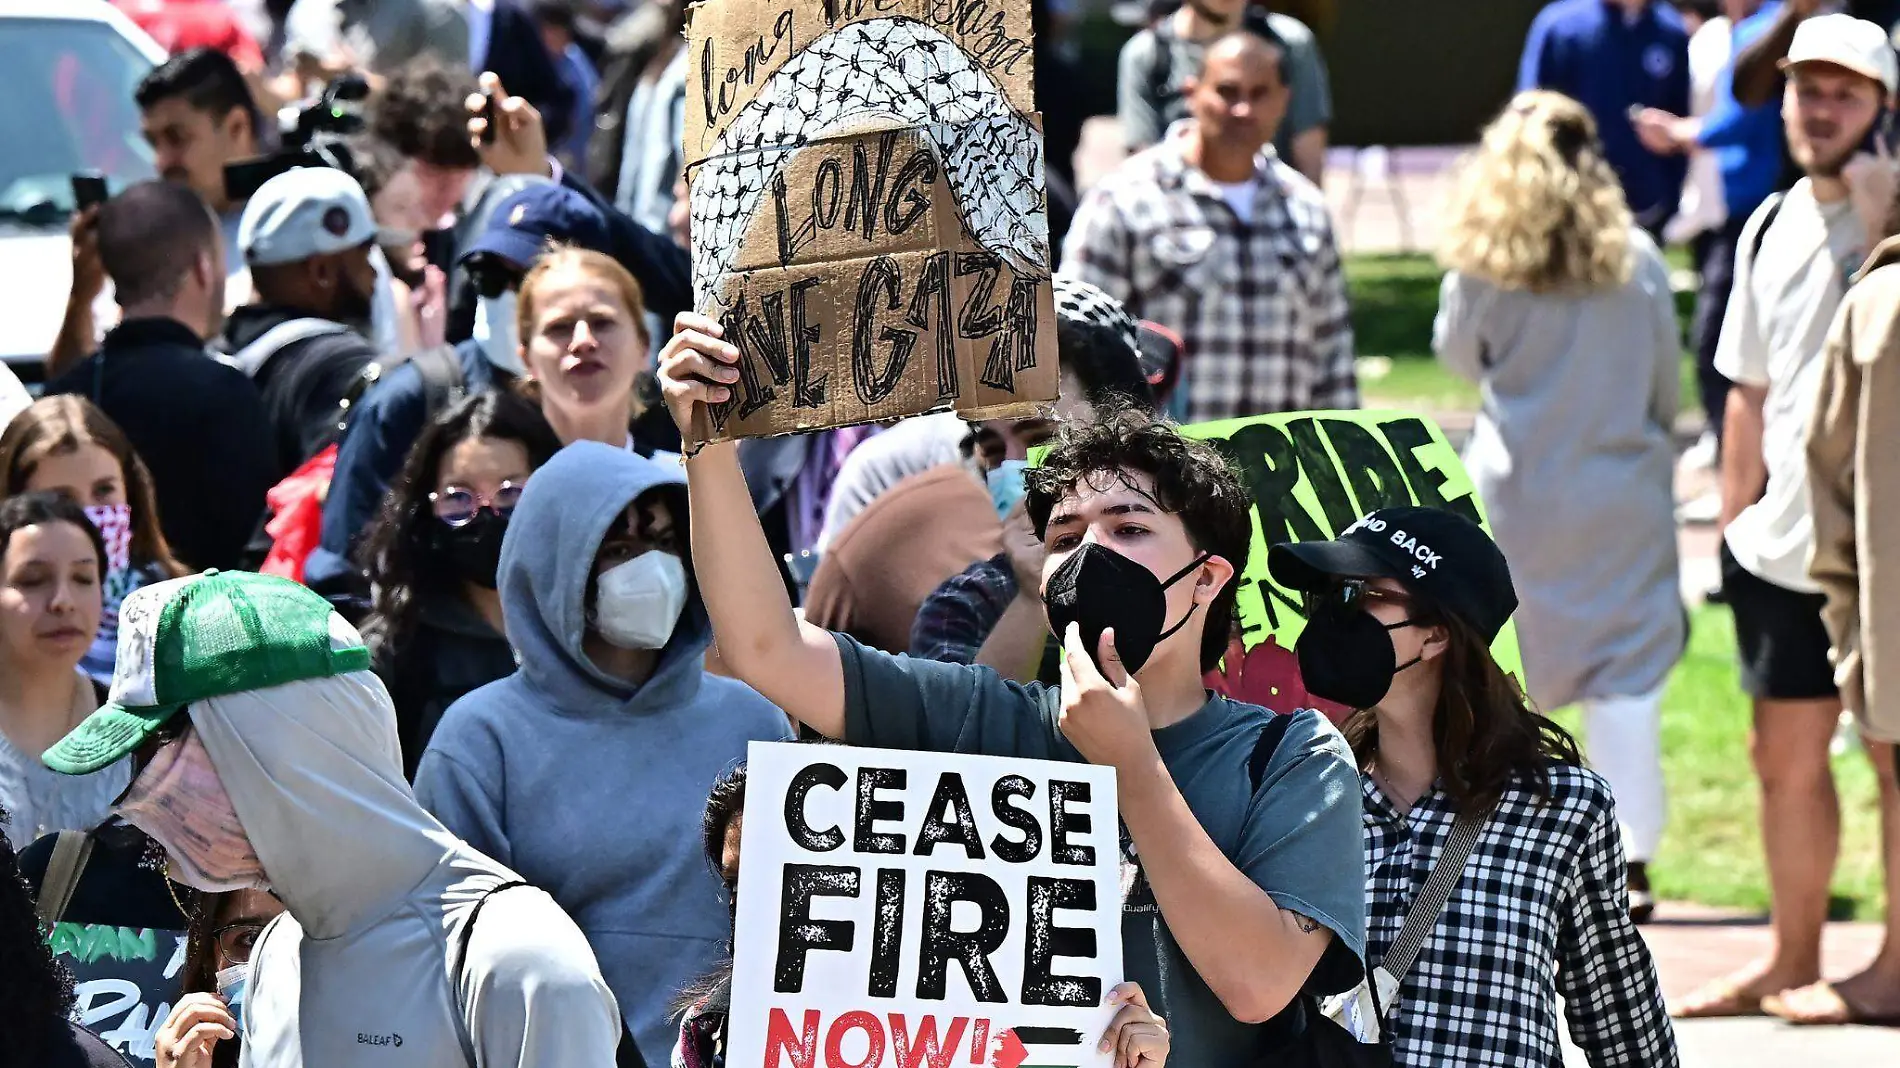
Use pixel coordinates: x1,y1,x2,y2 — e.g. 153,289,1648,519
1681,429,1718,472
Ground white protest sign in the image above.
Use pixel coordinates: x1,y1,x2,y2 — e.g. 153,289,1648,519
733,742,1122,1068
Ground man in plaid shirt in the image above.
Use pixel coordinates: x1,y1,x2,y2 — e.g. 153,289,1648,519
1063,28,1357,423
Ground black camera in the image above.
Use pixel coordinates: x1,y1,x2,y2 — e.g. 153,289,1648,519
222,73,373,203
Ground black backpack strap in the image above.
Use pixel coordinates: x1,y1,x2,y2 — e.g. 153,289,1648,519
1248,711,1299,793
410,344,468,422
453,879,531,980
1149,19,1173,115
452,879,649,1068
1745,192,1786,270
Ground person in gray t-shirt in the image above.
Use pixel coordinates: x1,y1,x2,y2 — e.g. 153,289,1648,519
652,313,1368,1067
1118,3,1332,182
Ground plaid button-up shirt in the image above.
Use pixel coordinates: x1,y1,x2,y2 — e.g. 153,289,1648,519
1364,763,1677,1067
1061,126,1357,422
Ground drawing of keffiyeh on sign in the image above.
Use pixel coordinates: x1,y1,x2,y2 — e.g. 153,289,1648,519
681,4,1058,445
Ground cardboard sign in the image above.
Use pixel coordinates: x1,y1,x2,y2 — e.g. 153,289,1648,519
732,742,1121,1068
51,922,191,1068
682,0,1058,445
1179,410,1523,711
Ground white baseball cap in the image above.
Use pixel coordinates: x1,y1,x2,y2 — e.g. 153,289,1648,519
1781,13,1899,95
239,166,377,267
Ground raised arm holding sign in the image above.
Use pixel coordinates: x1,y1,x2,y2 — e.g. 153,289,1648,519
660,310,1367,1063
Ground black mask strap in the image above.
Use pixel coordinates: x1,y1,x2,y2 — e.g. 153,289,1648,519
1150,552,1214,647
1160,551,1213,590
1387,617,1423,675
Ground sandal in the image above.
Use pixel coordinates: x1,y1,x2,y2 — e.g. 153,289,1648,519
1672,975,1770,1019
1763,982,1900,1027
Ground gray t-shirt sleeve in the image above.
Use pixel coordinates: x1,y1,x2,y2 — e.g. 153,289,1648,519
1236,710,1367,982
1271,16,1332,140
836,632,1063,759
1117,31,1165,150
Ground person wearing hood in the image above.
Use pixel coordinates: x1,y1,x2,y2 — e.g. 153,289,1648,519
308,190,681,603
41,571,622,1066
415,439,792,1063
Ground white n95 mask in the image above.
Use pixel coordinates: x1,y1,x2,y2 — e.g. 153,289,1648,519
369,244,401,355
593,551,688,650
474,293,524,376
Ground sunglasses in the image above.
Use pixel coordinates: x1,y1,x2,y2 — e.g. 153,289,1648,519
466,254,525,299
429,482,523,527
1301,578,1410,619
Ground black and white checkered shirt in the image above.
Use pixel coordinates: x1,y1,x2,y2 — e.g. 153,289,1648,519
1060,124,1356,422
1364,763,1677,1067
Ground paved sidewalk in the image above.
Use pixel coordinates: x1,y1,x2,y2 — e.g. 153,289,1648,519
1563,903,1897,1064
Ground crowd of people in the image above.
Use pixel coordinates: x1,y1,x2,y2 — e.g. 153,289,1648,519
2,0,1899,1066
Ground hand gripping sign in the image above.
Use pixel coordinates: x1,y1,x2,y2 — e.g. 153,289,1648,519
680,0,1060,447
731,742,1122,1068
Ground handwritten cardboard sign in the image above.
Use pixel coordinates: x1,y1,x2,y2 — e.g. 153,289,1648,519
731,742,1120,1068
52,922,190,1068
1180,410,1523,710
682,0,1058,445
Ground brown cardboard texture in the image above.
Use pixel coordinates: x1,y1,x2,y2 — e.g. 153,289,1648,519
683,0,1055,445
684,0,1037,162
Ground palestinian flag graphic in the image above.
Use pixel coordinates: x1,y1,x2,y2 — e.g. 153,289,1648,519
993,1026,1086,1068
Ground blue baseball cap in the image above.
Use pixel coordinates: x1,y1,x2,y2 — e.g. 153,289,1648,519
460,184,615,270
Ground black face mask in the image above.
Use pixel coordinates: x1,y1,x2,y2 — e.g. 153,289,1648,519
1295,607,1422,710
436,511,509,589
1043,543,1209,676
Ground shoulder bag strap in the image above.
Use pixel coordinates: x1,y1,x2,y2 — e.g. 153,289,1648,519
1376,810,1488,984
451,880,531,1064
35,830,95,928
449,880,649,1068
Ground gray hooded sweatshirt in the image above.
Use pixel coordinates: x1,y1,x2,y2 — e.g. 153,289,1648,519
189,671,621,1067
415,441,791,1061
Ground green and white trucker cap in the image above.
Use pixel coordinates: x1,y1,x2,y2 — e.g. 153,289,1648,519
43,570,370,775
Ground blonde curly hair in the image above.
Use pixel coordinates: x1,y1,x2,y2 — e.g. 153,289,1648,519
1437,91,1635,293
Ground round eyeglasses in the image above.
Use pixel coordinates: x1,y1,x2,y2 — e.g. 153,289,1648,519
429,482,524,527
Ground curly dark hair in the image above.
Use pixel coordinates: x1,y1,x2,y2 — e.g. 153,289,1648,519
701,762,747,881
359,390,562,665
1342,595,1583,815
368,60,483,170
671,761,748,1017
0,828,76,1063
1025,403,1253,672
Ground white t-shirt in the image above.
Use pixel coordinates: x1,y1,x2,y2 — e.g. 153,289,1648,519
1209,178,1258,224
1716,180,1867,592
1669,15,1732,243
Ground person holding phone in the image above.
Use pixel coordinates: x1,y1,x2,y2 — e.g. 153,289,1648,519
1678,13,1899,1019
1633,1,1788,454
52,49,263,381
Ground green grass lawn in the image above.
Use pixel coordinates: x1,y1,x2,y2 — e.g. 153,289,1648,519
1347,253,1704,421
1552,606,1887,920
